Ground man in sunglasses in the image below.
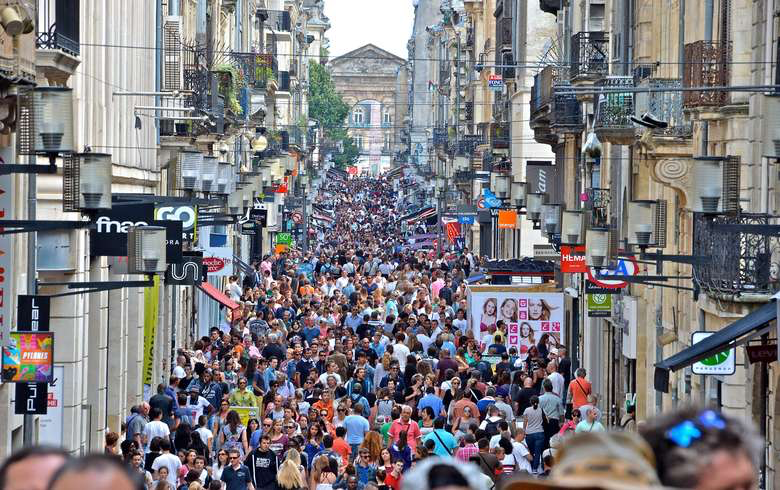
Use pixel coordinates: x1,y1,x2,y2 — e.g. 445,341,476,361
221,449,253,490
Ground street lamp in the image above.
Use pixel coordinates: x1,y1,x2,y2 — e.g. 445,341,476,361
511,181,527,208
541,203,562,236
178,151,203,191
216,161,232,195
494,174,510,198
200,156,219,193
34,87,74,156
561,210,585,245
627,200,657,247
692,157,723,213
127,226,168,274
526,192,547,221
78,153,112,210
586,228,610,267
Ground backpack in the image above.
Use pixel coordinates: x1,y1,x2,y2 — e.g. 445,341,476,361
484,419,501,437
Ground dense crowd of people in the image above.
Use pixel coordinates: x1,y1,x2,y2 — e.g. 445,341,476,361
0,174,763,490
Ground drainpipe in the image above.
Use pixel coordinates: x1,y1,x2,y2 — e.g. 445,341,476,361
678,0,685,78
701,0,714,157
761,0,774,213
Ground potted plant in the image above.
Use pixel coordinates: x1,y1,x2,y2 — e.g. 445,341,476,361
213,63,244,116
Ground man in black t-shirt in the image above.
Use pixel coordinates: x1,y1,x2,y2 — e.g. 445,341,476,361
222,449,254,490
244,436,278,490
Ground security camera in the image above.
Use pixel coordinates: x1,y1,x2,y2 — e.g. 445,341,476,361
564,287,578,298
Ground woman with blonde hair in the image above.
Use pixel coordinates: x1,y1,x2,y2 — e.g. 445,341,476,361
359,431,382,464
277,448,306,490
310,454,338,490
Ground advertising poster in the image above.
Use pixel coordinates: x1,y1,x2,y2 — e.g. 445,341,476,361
469,286,564,360
142,276,160,388
2,332,54,382
233,406,260,427
202,246,233,277
587,293,612,317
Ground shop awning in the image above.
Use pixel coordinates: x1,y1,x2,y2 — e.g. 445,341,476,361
654,301,776,391
401,206,437,224
197,282,240,310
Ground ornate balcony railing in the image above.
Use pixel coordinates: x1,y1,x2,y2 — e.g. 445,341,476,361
693,213,773,297
594,76,634,144
492,157,512,174
550,86,583,132
229,52,278,90
571,32,609,80
585,188,610,228
635,78,692,137
683,40,731,108
464,101,474,122
433,127,448,146
36,0,80,56
530,66,560,117
456,135,482,156
259,9,292,32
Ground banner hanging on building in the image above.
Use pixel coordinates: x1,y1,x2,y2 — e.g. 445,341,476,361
468,286,564,360
142,276,160,388
526,160,563,205
37,365,64,445
2,332,54,382
202,246,233,277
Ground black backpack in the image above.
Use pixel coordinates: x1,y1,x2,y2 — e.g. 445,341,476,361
484,419,501,437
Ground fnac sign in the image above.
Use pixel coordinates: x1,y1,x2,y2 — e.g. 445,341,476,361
587,255,640,289
561,245,587,273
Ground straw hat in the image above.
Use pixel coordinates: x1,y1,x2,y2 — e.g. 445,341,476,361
501,432,673,490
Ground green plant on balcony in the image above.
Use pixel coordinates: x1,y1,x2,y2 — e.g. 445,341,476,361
214,63,244,116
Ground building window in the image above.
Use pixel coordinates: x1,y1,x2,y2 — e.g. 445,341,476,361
355,135,363,149
353,107,364,125
383,109,392,125
384,133,392,150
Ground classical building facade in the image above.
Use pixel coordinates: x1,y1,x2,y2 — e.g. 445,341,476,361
328,44,407,175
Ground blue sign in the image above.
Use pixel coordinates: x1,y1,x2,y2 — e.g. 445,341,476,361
457,215,475,224
482,188,503,209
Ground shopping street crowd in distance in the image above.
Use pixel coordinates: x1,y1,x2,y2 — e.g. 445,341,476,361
0,175,762,490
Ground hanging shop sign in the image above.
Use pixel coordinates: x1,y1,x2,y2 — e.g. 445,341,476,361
241,222,257,235
2,331,54,383
488,74,504,92
746,344,778,364
587,293,612,317
561,245,587,273
497,210,517,229
249,207,268,227
202,246,233,277
165,252,204,286
14,381,47,414
91,201,155,256
586,255,640,289
277,233,293,245
17,295,50,331
142,276,160,389
691,331,736,375
37,365,64,444
526,160,563,206
457,215,475,225
156,205,197,242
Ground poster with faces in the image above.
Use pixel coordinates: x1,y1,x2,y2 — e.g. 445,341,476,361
469,289,564,360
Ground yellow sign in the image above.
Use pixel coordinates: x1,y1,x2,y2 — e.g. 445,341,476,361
142,276,160,387
233,406,260,426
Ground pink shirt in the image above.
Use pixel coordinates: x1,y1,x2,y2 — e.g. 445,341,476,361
431,279,445,298
388,419,421,450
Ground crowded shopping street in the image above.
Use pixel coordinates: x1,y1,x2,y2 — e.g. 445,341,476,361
0,0,778,489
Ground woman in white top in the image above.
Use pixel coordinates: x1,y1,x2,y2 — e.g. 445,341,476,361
211,449,229,482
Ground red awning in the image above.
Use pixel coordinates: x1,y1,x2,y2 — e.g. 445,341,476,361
197,282,240,310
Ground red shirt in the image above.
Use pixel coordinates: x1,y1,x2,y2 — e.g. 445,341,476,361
388,419,421,450
385,472,402,490
332,437,352,464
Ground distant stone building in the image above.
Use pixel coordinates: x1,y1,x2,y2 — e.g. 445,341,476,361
328,44,406,175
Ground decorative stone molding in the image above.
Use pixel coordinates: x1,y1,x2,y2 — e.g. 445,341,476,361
653,158,692,206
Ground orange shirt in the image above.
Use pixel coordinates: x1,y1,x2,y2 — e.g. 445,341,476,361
312,400,334,422
332,437,352,464
569,377,592,409
385,472,402,490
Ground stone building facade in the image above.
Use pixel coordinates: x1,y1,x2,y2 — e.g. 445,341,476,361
329,44,406,175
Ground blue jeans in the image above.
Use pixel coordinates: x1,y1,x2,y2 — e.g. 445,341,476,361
526,432,545,472
350,443,361,459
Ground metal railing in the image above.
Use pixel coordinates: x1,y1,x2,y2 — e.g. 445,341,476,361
594,76,634,130
571,32,609,80
531,66,560,116
551,87,583,131
259,9,292,32
683,40,731,108
230,52,278,90
433,127,448,146
36,0,80,56
693,213,772,296
635,78,692,137
585,188,610,228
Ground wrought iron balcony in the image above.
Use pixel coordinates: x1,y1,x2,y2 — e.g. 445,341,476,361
464,101,474,123
683,40,731,108
258,9,292,32
550,86,583,132
693,213,773,297
571,32,609,81
530,66,560,120
278,71,291,92
229,52,278,90
635,78,692,137
37,0,80,56
585,188,610,228
594,76,635,145
457,135,482,156
491,123,510,150
433,127,448,147
492,157,512,174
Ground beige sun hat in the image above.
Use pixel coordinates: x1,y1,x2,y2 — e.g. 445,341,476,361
500,431,674,490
